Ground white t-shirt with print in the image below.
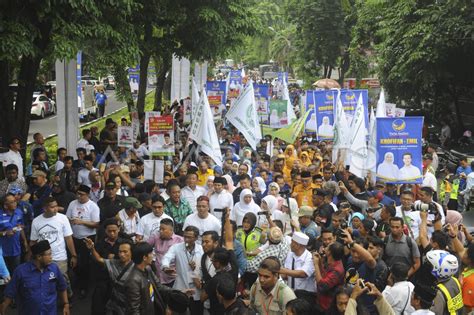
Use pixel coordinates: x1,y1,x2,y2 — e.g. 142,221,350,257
30,213,73,261
136,212,173,241
66,199,100,239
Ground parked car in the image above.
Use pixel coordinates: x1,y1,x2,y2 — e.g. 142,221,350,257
31,93,56,119
103,75,116,90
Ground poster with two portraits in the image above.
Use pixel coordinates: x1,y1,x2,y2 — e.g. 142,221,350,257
376,117,424,184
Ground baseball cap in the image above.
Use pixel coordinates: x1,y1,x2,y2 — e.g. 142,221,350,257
31,170,47,178
298,206,314,217
123,197,143,209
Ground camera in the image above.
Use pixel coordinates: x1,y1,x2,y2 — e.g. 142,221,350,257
279,190,291,198
413,202,438,215
257,211,269,216
214,208,224,213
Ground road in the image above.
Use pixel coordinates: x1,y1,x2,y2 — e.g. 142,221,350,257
27,91,126,143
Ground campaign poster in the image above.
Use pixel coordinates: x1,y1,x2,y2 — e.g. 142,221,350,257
208,95,224,122
206,81,227,106
118,126,133,148
277,72,289,84
228,70,243,99
130,111,140,140
254,84,270,124
128,65,140,95
340,89,369,128
183,98,192,124
304,90,316,133
314,90,336,140
268,100,289,128
144,111,161,132
76,51,82,110
395,108,406,117
376,117,424,184
148,115,175,156
385,103,396,117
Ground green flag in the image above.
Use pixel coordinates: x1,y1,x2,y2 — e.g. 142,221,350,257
262,111,310,144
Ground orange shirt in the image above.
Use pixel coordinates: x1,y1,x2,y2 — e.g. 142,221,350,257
293,183,319,207
462,268,474,308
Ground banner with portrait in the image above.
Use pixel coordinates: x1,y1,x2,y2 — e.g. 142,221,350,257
254,83,270,124
340,89,369,128
376,117,424,184
268,99,289,128
148,115,175,156
228,70,243,99
314,90,336,140
304,90,316,133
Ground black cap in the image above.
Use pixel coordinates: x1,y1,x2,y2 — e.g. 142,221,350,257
105,118,115,125
313,188,328,197
301,171,311,178
77,185,91,194
213,177,227,185
31,240,51,256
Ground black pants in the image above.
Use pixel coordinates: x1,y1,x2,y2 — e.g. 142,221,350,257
98,105,105,117
73,235,95,291
91,281,111,315
4,256,20,275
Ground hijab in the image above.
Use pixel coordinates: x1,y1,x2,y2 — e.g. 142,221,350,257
262,195,278,213
254,177,267,192
223,174,235,193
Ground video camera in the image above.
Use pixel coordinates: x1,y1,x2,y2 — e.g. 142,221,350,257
279,190,291,199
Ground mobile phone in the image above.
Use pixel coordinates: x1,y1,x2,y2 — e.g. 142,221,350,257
358,279,366,289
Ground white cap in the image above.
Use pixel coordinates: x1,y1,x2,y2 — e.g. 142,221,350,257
292,232,309,246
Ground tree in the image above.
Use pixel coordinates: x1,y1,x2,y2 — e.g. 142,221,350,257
352,0,474,130
0,0,138,151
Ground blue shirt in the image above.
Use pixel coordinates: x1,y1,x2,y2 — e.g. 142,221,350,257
0,208,24,257
95,93,107,105
456,166,472,189
0,246,10,279
4,261,67,315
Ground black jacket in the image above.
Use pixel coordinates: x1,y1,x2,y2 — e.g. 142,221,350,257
225,298,256,315
125,265,171,315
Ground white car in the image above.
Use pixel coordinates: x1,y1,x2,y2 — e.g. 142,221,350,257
31,93,56,119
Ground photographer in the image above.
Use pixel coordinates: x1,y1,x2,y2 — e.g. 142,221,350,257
415,187,445,237
395,190,421,240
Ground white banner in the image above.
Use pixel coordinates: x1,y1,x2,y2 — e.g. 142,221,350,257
117,126,133,148
282,74,296,124
144,160,164,183
144,111,160,132
349,94,368,178
194,62,208,90
332,89,351,162
170,54,190,102
225,80,262,150
190,89,222,166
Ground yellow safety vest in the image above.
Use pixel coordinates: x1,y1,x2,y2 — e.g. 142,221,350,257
236,228,262,260
440,178,460,201
437,276,463,315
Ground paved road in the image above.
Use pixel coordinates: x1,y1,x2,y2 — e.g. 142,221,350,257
27,91,126,142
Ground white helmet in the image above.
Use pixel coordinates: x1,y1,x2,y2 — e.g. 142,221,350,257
426,250,458,279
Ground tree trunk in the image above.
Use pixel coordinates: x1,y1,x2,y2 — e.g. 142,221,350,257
136,22,153,119
452,93,465,134
153,54,171,112
112,63,134,112
327,67,333,79
339,50,350,85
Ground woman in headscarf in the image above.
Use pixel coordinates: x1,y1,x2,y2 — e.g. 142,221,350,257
252,177,267,198
230,189,261,226
235,212,263,260
299,151,312,167
277,197,300,235
204,175,214,196
222,174,235,193
267,182,284,210
376,152,400,181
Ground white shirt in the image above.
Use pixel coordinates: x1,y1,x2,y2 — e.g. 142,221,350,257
161,242,203,301
399,164,421,180
423,172,438,192
161,191,170,201
66,199,100,239
117,209,140,236
132,144,149,158
76,138,89,150
209,190,234,220
136,212,173,241
382,280,415,315
55,160,64,172
183,213,221,243
396,207,422,240
412,310,435,315
284,249,317,292
413,200,445,237
30,213,73,261
78,168,97,187
0,150,23,178
181,186,206,212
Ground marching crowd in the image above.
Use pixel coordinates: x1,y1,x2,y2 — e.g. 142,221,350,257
0,105,473,315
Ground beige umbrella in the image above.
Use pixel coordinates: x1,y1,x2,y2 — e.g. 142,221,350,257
312,78,341,89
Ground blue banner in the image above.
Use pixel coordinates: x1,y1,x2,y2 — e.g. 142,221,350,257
206,81,227,106
340,89,369,129
304,90,316,133
128,65,140,95
376,117,424,184
76,51,82,105
314,90,336,140
277,72,289,84
254,84,270,124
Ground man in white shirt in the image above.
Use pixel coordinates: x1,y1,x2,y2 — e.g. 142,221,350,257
279,232,317,295
422,165,437,193
30,196,78,296
77,155,97,187
415,187,445,237
65,185,100,297
162,225,204,313
209,176,233,220
76,129,92,150
399,153,421,180
382,262,415,315
181,173,206,212
0,137,24,179
396,190,421,240
136,195,172,242
183,196,221,243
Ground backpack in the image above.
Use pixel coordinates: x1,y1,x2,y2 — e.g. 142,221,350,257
383,235,414,267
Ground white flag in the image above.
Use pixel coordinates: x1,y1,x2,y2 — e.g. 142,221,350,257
332,89,351,162
225,71,231,101
282,74,296,123
376,88,387,118
190,89,223,166
192,79,200,119
349,94,368,178
366,107,377,184
225,80,262,150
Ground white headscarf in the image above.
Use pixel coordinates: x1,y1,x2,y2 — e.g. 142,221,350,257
254,177,267,192
222,174,235,193
231,188,261,226
262,195,278,213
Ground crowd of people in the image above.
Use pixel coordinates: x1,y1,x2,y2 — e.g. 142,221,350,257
0,101,473,315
